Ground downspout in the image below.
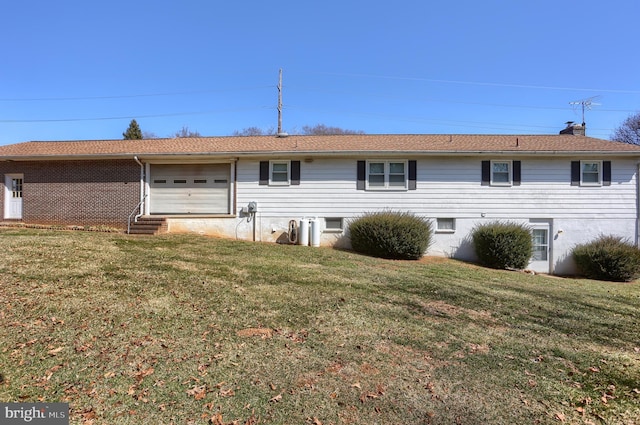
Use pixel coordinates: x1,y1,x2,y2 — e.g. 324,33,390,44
134,156,145,221
637,162,640,248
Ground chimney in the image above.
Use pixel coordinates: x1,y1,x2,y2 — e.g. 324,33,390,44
559,121,585,136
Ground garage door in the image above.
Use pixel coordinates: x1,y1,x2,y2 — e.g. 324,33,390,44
149,164,230,214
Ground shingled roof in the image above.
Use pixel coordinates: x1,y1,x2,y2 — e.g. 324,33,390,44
1,134,639,160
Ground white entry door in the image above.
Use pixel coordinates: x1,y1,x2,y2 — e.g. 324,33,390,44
529,221,551,273
4,174,23,219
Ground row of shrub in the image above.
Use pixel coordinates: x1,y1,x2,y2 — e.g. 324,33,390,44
348,211,640,282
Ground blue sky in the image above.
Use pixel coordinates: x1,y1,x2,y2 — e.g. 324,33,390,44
0,0,638,145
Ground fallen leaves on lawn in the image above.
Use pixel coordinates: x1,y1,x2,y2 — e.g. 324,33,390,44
236,328,273,339
186,385,207,400
47,346,64,356
219,387,235,397
269,393,283,403
134,366,154,382
359,384,385,404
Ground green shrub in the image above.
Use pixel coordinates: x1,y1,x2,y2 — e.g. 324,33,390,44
572,235,640,282
472,221,532,270
349,211,433,260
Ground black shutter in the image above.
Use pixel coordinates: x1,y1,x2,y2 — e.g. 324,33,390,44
357,160,366,190
259,161,269,185
481,161,490,186
408,160,417,190
571,161,580,186
513,160,521,186
603,161,611,186
291,161,301,185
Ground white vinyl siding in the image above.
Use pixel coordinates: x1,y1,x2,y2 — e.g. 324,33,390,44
236,157,637,220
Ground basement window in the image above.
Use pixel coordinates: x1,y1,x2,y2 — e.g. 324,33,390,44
324,217,344,232
436,218,456,233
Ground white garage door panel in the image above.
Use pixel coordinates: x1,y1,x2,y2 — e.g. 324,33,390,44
150,164,230,214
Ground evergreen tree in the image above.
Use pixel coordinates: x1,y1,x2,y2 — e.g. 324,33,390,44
123,119,143,140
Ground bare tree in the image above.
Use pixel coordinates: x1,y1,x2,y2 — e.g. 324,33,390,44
175,126,201,138
232,126,274,136
611,112,640,145
142,131,158,139
232,124,365,136
301,124,364,135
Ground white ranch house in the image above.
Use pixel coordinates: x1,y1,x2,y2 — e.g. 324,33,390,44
1,130,640,275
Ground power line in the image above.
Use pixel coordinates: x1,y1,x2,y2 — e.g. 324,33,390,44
0,85,273,102
285,105,616,134
308,71,640,95
288,86,639,113
0,106,273,123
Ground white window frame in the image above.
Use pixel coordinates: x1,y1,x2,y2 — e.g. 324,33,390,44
270,160,291,186
324,217,344,233
580,160,602,186
435,218,456,233
491,160,512,186
366,160,408,190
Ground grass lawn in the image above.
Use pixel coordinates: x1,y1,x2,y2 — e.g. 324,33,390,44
0,228,638,424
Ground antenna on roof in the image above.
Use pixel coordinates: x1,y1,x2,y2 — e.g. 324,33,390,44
569,96,601,130
276,69,288,138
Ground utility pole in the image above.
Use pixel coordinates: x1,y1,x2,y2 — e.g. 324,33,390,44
277,69,284,136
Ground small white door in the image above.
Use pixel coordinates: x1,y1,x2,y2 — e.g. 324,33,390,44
529,222,551,273
4,174,23,219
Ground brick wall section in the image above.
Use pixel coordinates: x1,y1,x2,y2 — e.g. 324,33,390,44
1,160,141,228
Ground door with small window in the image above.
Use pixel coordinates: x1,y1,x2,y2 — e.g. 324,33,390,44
4,174,23,219
528,221,551,273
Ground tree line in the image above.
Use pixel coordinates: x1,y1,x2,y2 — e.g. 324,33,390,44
122,120,364,140
123,113,640,144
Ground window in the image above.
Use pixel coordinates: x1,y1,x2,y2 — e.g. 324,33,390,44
531,228,548,261
481,160,521,186
367,160,407,189
11,178,23,198
436,218,455,233
571,160,611,187
357,160,416,190
581,161,601,185
324,217,344,232
259,161,301,186
270,161,290,184
491,161,511,185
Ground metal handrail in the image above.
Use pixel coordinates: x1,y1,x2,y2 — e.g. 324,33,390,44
127,194,148,234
